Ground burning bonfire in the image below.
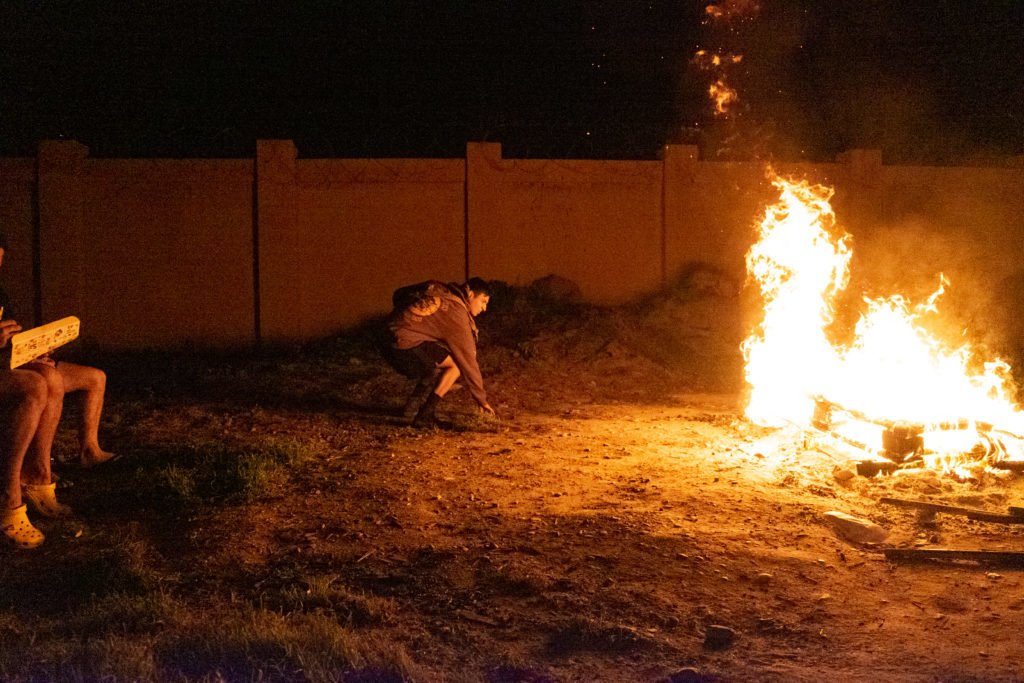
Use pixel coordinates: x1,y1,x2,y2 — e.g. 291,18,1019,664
742,173,1024,479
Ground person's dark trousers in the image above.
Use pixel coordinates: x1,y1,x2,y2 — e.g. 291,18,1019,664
413,392,441,427
403,371,439,420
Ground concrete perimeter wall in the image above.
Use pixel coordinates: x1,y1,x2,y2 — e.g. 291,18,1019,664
0,141,1022,350
36,141,253,348
468,142,663,304
0,158,36,324
259,141,465,341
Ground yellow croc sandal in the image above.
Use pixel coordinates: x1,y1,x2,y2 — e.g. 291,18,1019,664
22,482,73,518
2,504,45,549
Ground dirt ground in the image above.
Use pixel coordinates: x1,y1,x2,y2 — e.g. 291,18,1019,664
4,277,1024,682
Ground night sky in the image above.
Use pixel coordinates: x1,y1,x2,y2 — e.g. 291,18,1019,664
1,1,1021,162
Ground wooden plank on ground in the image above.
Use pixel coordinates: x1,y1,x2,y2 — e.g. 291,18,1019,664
879,497,1024,524
884,548,1024,568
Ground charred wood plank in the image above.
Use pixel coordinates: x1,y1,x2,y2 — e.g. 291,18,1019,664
879,497,1024,524
857,461,899,477
884,548,1024,567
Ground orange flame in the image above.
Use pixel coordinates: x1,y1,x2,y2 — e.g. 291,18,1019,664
692,51,743,117
743,175,849,427
708,80,739,116
692,50,743,70
698,1,756,117
743,173,1024,470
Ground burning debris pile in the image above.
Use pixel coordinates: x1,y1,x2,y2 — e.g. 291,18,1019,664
742,173,1024,480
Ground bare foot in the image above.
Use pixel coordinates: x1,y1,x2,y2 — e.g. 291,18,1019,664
80,446,119,468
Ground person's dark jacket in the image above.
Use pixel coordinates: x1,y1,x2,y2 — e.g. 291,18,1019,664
388,281,487,407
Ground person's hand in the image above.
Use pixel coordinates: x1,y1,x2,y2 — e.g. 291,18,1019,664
479,402,496,416
0,319,22,349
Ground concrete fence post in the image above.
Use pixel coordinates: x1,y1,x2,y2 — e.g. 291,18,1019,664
661,144,701,284
465,142,502,282
255,139,299,344
838,149,882,188
837,149,884,238
37,140,89,327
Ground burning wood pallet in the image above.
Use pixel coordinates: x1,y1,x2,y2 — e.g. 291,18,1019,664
812,398,1024,476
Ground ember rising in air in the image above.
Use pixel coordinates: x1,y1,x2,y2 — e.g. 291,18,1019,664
693,0,760,117
692,51,743,116
742,174,1024,473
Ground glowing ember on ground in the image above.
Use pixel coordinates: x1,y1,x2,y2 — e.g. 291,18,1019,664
742,173,1024,474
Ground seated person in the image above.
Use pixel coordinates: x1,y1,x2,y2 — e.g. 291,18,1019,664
0,317,71,549
0,232,115,467
385,278,495,426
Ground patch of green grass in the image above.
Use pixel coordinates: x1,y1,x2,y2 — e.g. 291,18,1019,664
154,607,411,683
1,600,417,683
154,463,197,502
56,545,156,600
0,633,159,683
0,580,171,680
272,575,397,627
132,438,314,508
0,535,159,615
60,589,183,637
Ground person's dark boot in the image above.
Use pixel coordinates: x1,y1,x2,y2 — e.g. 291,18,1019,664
412,392,442,428
402,375,436,420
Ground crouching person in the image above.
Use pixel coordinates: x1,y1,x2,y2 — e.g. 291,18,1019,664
385,278,495,426
0,319,71,549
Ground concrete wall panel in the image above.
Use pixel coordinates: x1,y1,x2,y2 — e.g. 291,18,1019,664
665,154,841,287
4,140,1024,353
0,159,37,324
39,143,253,348
276,158,464,340
468,143,662,304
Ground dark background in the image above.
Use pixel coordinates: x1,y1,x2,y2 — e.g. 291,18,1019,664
1,1,1021,162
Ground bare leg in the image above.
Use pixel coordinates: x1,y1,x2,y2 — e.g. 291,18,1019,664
0,371,48,510
433,356,461,397
20,362,64,486
56,362,114,466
